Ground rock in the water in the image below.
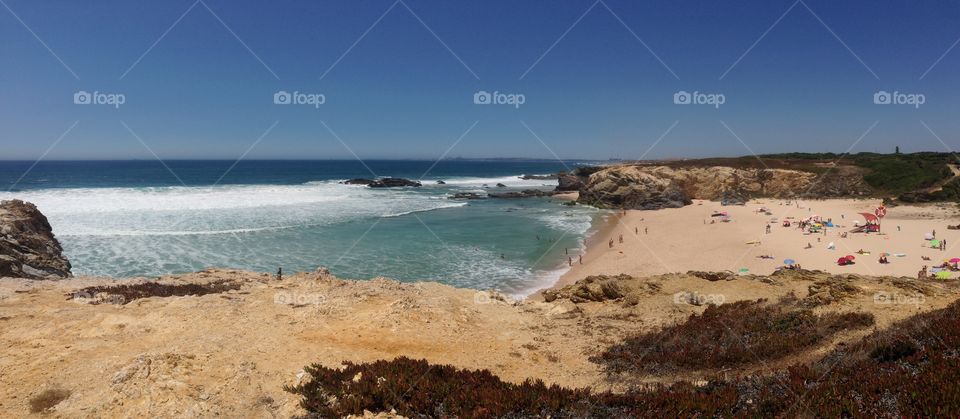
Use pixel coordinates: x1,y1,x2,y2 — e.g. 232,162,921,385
0,200,72,279
342,178,375,185
495,183,506,188
449,192,486,200
343,178,422,188
436,180,446,185
487,189,558,199
369,178,422,188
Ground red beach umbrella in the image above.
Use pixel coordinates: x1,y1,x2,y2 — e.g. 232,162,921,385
844,255,856,261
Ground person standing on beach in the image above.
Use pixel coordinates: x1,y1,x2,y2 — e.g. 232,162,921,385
619,234,623,244
568,256,572,266
645,227,648,234
277,267,282,281
766,225,771,234
579,255,582,264
635,227,638,234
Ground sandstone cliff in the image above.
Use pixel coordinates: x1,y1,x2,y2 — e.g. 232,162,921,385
577,165,820,209
0,200,71,279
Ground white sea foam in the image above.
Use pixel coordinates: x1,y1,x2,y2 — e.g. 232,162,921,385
425,175,554,189
0,182,464,237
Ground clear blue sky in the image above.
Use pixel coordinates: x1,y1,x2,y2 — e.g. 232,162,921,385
1,0,959,160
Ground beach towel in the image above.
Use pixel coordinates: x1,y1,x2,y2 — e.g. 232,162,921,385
827,242,836,250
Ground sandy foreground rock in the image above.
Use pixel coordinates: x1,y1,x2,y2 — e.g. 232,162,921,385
1,268,957,417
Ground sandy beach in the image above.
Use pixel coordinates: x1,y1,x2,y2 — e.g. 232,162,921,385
553,199,960,289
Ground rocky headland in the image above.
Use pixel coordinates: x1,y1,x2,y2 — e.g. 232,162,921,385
561,164,871,210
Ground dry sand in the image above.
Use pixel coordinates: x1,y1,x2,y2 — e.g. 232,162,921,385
553,199,960,289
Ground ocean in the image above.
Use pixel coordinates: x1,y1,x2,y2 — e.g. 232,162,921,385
0,160,602,296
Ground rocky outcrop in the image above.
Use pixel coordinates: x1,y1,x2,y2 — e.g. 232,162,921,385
488,189,558,199
449,192,486,200
557,174,585,192
555,166,603,192
576,165,819,209
577,167,692,210
343,178,422,188
369,178,422,188
0,200,71,279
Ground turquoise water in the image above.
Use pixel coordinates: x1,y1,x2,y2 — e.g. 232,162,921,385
0,160,602,296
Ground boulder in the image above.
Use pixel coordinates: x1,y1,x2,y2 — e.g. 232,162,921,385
436,180,446,185
0,200,72,279
495,183,506,188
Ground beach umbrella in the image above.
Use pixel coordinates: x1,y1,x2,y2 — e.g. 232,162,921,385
845,255,856,261
950,258,960,264
784,259,796,265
